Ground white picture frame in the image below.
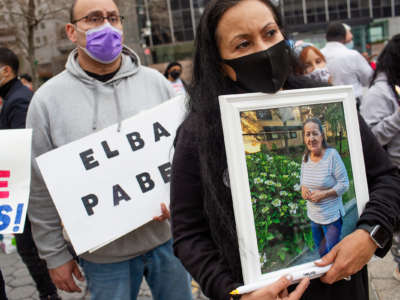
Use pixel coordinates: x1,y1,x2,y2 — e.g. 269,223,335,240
219,86,369,285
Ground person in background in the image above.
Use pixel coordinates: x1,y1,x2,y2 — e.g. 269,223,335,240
0,48,32,130
360,33,400,281
321,23,373,109
361,52,377,71
342,23,353,49
170,0,400,300
300,118,349,257
0,47,61,300
294,41,332,84
26,0,192,299
164,62,187,96
19,73,33,91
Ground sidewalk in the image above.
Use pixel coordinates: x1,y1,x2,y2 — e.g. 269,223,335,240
1,248,398,300
368,252,400,300
0,251,208,300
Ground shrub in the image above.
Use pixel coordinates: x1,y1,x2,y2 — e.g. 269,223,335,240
246,152,314,272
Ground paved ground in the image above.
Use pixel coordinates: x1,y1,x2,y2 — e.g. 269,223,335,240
1,248,399,299
369,252,400,300
0,251,208,300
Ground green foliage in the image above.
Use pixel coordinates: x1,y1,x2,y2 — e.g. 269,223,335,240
247,152,314,272
334,140,355,204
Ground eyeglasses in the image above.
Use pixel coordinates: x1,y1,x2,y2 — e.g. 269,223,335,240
72,11,124,27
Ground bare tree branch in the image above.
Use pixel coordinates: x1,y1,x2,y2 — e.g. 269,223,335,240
37,6,69,23
15,0,27,17
0,0,70,89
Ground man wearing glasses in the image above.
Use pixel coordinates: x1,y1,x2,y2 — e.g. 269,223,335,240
26,0,192,299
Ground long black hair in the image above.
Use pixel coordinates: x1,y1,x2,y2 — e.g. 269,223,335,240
302,118,329,163
185,0,327,282
370,34,400,101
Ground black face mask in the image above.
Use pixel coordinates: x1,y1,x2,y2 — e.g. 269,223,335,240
223,40,291,94
170,70,181,80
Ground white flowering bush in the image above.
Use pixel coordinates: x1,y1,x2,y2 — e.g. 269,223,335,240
247,152,314,272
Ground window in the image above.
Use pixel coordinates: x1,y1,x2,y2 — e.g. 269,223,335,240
327,0,348,21
172,6,194,42
396,0,400,16
256,110,273,120
369,22,388,43
148,0,172,45
372,0,392,18
283,0,305,25
306,0,326,23
350,0,370,18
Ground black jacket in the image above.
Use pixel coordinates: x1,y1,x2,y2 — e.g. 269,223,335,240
171,113,400,300
0,78,32,129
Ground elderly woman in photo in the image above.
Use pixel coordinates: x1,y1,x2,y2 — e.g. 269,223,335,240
300,118,349,257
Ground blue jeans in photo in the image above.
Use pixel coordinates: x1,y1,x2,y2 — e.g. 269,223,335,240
80,239,192,300
311,218,343,257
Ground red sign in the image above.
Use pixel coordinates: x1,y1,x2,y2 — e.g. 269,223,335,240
0,170,10,199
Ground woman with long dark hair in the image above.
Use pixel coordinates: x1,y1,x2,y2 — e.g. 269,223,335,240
361,34,400,166
360,34,400,281
171,1,400,300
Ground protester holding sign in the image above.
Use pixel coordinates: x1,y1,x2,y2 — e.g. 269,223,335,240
170,1,400,300
26,0,192,299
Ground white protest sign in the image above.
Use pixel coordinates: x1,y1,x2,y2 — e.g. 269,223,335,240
0,129,32,234
36,96,186,255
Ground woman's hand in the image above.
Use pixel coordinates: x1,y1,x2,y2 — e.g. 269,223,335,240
309,190,326,203
239,276,310,300
310,189,337,203
315,229,377,284
301,186,311,200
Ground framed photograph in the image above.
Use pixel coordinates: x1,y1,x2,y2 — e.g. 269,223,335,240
219,86,369,285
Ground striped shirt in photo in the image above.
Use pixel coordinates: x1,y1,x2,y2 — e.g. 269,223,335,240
300,148,349,225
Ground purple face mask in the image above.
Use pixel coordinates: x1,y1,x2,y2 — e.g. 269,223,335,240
78,23,123,64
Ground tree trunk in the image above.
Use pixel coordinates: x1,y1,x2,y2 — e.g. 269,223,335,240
283,121,289,155
27,0,39,89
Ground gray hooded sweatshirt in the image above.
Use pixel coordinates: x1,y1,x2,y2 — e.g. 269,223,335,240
26,47,176,268
360,72,400,167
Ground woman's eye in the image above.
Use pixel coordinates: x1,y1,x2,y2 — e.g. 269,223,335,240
236,41,250,49
265,29,277,37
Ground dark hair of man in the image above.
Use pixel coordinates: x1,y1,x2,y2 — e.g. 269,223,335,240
325,22,346,42
164,62,182,78
302,118,329,163
0,47,19,76
370,34,400,101
184,0,327,282
20,73,32,82
70,0,78,23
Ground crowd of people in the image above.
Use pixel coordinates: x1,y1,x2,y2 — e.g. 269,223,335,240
0,0,400,300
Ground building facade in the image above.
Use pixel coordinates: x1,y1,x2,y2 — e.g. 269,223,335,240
0,0,72,80
138,0,400,64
